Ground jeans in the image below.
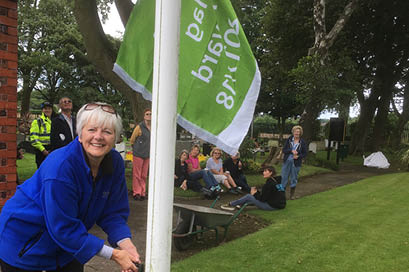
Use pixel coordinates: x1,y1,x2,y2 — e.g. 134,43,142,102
233,174,250,192
0,258,84,272
188,169,218,188
281,158,301,189
231,194,275,211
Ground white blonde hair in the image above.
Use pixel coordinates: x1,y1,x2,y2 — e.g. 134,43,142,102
292,125,303,136
76,102,123,142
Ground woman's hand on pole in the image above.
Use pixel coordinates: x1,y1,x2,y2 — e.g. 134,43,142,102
118,239,140,262
112,249,138,271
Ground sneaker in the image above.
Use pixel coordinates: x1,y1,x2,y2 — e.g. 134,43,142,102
235,205,242,209
215,185,224,193
233,187,243,194
220,203,235,211
229,188,239,195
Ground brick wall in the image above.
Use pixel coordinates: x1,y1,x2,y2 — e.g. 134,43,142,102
0,0,17,208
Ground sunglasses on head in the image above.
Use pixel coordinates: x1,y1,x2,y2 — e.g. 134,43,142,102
84,102,117,115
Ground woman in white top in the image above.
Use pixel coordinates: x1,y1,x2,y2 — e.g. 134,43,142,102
206,147,239,194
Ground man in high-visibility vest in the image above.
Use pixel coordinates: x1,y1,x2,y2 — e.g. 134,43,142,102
30,101,53,168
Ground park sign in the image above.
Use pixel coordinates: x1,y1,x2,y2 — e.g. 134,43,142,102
113,0,261,155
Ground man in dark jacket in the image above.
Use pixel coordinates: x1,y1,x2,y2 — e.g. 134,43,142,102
223,152,250,192
50,97,76,151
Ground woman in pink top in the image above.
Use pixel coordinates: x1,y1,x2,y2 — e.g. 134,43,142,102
185,145,220,192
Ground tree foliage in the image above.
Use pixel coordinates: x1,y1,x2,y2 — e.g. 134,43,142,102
18,0,133,130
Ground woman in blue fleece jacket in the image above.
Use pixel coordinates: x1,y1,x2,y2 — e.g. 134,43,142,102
0,103,141,272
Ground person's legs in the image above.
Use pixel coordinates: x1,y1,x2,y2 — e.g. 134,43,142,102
140,158,150,197
188,170,219,190
290,165,301,188
235,174,250,192
0,259,40,272
186,180,203,192
227,175,237,187
201,170,218,188
213,175,233,191
222,178,231,189
188,169,204,181
289,165,300,200
230,194,275,211
35,150,45,169
280,159,292,189
132,156,144,197
50,259,84,272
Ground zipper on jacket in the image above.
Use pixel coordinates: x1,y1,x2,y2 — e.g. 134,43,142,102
82,178,96,222
18,230,44,257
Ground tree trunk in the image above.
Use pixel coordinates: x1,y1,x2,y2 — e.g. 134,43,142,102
20,70,41,115
308,0,358,59
300,0,358,143
279,116,285,145
299,101,320,143
337,95,351,126
73,0,149,121
20,85,33,116
391,85,409,148
115,0,134,26
262,146,280,166
349,88,379,154
372,87,394,150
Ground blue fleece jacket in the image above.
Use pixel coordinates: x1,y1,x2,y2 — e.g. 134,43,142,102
0,138,131,270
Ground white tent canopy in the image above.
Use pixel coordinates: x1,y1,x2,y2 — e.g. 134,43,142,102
363,152,390,169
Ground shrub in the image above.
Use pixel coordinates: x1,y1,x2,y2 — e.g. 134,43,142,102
400,149,409,170
239,136,256,160
242,159,262,174
305,152,339,171
199,156,209,169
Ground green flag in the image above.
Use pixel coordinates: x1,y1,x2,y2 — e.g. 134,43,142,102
114,0,261,155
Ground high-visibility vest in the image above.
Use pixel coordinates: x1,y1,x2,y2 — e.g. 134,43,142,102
30,113,52,152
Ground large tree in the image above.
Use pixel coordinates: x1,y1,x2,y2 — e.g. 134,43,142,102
254,0,312,140
298,0,358,142
345,0,409,153
18,0,93,112
72,0,149,121
18,0,47,115
250,0,358,142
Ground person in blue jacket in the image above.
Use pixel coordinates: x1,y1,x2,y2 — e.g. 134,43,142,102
0,102,141,272
281,125,308,200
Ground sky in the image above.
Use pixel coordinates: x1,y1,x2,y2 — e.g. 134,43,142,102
101,4,359,120
101,4,124,38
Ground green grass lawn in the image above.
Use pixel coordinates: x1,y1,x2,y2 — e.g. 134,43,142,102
171,172,409,271
315,150,364,165
16,153,36,182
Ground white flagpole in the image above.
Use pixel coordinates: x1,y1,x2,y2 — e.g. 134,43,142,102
145,0,181,271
